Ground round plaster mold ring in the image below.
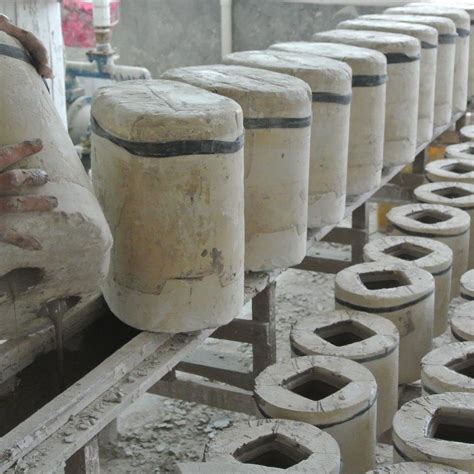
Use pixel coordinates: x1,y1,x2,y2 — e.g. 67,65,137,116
451,301,474,342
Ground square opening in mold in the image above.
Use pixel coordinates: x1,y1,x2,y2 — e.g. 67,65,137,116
442,162,474,175
359,270,411,291
383,242,433,262
283,367,350,402
431,186,474,200
233,433,312,469
429,407,474,444
447,353,474,379
407,210,452,225
315,320,376,347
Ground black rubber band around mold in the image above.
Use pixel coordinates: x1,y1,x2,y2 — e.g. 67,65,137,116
457,28,470,38
352,74,388,87
0,43,32,65
439,34,458,44
312,92,352,105
385,53,421,64
243,116,312,130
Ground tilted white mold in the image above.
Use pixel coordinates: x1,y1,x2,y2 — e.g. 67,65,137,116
445,142,474,160
312,28,420,167
290,309,399,436
223,50,352,228
91,80,245,333
387,203,470,297
269,41,386,197
451,301,474,342
364,235,452,337
0,32,112,338
254,355,378,474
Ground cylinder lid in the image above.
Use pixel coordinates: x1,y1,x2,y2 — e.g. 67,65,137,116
161,65,312,121
386,6,470,32
461,125,474,141
367,462,467,473
223,50,352,97
393,393,474,468
426,159,474,184
364,235,453,275
335,261,434,311
312,29,421,60
290,309,399,362
451,301,474,341
461,270,474,300
338,19,438,48
91,79,244,153
421,342,474,394
204,419,341,472
387,203,471,237
415,182,474,211
254,355,377,426
446,143,474,161
360,14,457,36
269,42,387,78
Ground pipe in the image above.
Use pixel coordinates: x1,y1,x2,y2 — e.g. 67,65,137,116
93,0,111,30
220,0,233,57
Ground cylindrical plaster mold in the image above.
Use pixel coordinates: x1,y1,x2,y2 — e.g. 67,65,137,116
361,14,456,130
269,41,386,196
451,301,474,342
338,19,437,147
426,159,474,185
407,2,474,102
415,182,474,270
461,270,474,301
367,462,468,473
254,356,377,473
335,261,434,384
386,203,470,298
161,65,312,272
312,29,420,167
364,235,452,337
0,32,113,338
446,142,474,160
290,309,399,436
421,341,474,396
91,80,245,333
203,419,341,473
386,6,470,117
460,125,474,141
393,392,474,470
223,50,351,228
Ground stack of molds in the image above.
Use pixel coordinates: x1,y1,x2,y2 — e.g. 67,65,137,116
364,236,452,337
203,419,341,473
451,301,474,341
337,18,437,147
223,50,351,228
368,463,468,473
461,270,474,301
335,261,434,384
162,65,312,272
421,342,474,395
461,124,474,141
386,5,470,116
361,13,456,130
393,393,474,471
446,142,474,160
426,159,474,185
0,31,112,338
387,204,470,297
91,80,245,333
415,182,474,269
312,29,420,167
254,356,377,473
269,42,386,196
290,309,399,436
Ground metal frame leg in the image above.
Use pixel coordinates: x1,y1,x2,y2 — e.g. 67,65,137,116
351,202,368,264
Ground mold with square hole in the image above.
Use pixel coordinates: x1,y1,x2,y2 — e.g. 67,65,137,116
283,367,350,402
446,352,474,379
442,162,474,175
384,242,433,262
429,407,474,444
315,320,376,347
359,270,411,291
432,186,474,200
408,210,452,225
233,433,312,469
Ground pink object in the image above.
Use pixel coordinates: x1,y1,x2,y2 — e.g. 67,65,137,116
62,0,120,48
